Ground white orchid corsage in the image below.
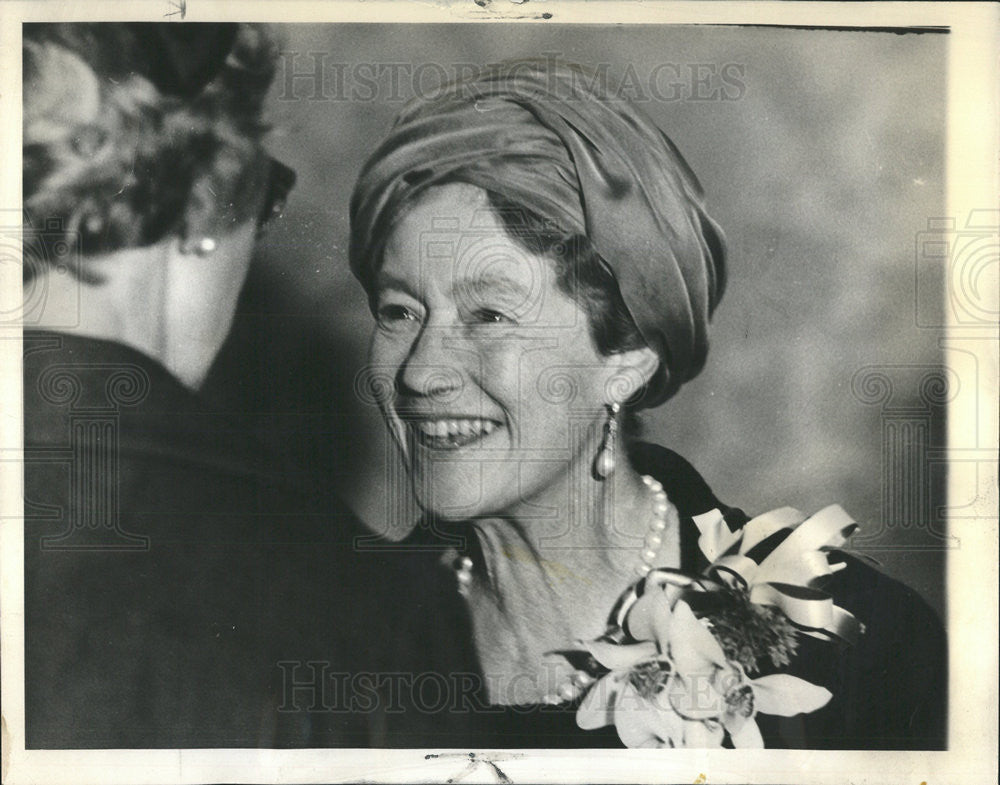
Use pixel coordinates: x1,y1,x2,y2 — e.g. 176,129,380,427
550,504,864,748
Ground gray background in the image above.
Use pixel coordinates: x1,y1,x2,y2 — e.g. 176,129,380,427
205,24,948,617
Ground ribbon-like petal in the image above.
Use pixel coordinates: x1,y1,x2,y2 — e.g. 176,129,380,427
754,505,856,585
752,549,838,588
738,507,807,554
749,582,835,629
709,554,758,589
691,509,738,562
581,639,658,671
751,674,833,717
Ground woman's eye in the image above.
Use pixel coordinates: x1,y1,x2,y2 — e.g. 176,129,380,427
376,304,419,325
470,309,513,325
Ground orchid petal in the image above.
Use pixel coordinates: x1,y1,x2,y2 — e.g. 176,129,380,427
651,703,688,748
576,673,623,730
643,569,699,598
667,601,728,674
580,639,658,671
612,682,663,748
681,718,726,748
624,589,674,645
665,672,727,721
727,716,765,748
751,674,833,717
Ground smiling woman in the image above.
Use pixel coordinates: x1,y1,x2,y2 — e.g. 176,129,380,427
370,183,655,531
348,59,946,749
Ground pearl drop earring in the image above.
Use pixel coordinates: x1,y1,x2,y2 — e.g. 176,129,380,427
180,237,218,257
193,237,217,256
595,402,620,479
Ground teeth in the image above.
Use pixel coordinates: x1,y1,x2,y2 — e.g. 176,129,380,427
411,418,498,440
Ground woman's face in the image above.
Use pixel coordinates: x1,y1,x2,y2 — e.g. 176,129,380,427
368,183,627,521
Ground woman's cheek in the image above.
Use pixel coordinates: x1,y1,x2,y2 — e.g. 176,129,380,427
367,334,405,411
469,340,523,430
473,335,523,378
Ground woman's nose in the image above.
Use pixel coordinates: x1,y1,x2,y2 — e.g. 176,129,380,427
397,323,466,403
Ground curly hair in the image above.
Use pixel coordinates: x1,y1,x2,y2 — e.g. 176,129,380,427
22,23,278,278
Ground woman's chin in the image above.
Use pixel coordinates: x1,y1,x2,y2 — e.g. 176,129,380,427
401,422,500,513
408,460,519,522
410,465,499,520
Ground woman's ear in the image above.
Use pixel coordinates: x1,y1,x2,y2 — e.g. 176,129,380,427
181,155,269,245
602,346,660,405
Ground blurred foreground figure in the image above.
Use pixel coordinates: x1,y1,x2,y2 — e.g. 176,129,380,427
22,23,374,747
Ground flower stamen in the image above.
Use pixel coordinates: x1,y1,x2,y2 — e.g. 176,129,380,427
724,683,755,719
627,660,672,700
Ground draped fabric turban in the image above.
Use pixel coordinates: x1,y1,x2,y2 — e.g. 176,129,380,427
349,59,727,407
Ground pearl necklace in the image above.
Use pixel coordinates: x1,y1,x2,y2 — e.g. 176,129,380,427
452,474,672,705
546,474,671,704
453,473,670,595
635,473,671,576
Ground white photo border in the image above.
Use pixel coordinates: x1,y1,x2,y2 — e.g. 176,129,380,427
1,2,996,783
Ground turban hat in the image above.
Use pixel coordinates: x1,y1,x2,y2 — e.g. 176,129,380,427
349,59,726,406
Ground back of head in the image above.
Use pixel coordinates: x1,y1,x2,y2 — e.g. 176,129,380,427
22,23,279,278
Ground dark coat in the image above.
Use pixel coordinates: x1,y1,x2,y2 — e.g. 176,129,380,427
23,331,378,748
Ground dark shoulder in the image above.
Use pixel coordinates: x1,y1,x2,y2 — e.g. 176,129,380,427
777,551,948,750
826,551,943,634
827,550,947,712
629,442,721,515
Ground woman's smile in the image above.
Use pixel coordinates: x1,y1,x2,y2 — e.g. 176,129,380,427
407,416,500,450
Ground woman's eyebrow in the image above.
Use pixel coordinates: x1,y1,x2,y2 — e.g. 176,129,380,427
372,270,416,295
451,274,533,303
